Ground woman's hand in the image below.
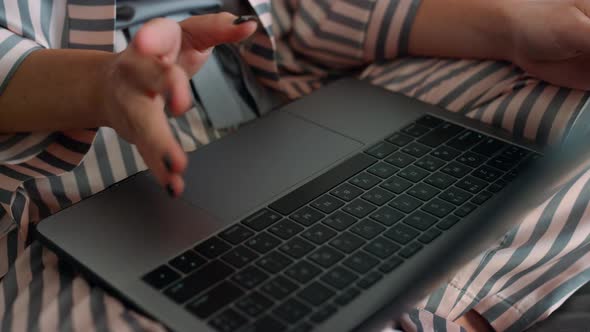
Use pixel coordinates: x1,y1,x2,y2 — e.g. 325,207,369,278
505,0,590,90
99,14,257,196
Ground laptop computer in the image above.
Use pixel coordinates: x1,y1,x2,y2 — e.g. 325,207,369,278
34,78,590,332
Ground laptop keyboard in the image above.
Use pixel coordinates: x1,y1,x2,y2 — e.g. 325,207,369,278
142,115,540,332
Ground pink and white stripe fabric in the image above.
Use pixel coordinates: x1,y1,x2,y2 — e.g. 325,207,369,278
1,0,590,331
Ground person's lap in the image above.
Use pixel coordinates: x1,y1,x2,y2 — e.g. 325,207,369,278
1,57,589,331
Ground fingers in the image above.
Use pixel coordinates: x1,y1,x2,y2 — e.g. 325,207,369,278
177,12,257,75
133,99,189,196
557,4,590,55
133,18,182,64
179,12,258,52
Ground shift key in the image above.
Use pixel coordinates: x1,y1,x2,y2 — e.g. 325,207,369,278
187,281,244,319
164,260,234,304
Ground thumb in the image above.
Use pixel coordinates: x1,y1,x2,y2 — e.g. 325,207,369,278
132,18,182,64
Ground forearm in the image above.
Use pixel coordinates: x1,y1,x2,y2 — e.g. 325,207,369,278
0,49,111,133
409,0,513,61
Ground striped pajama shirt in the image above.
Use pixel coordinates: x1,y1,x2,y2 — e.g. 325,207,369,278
1,0,590,331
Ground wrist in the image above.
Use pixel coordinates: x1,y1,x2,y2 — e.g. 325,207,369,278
93,52,120,129
481,0,515,62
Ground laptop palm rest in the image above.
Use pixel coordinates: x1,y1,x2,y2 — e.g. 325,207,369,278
37,110,362,281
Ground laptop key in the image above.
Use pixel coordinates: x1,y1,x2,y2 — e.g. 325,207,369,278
270,153,376,215
368,162,399,179
472,138,507,157
399,242,424,258
362,187,395,206
310,304,338,323
285,260,322,283
311,195,345,214
398,165,429,182
244,316,286,332
402,123,431,137
472,191,493,205
291,206,325,226
357,271,383,289
298,281,336,306
169,250,207,274
389,194,423,213
246,232,281,254
384,224,419,245
456,176,487,194
437,215,461,230
365,142,398,159
309,246,344,268
415,155,445,172
425,172,456,190
330,232,366,254
343,199,377,218
488,180,507,193
256,251,293,274
370,206,405,226
385,151,416,168
418,228,442,244
195,237,231,259
302,224,337,245
422,199,455,218
403,211,438,231
343,251,379,274
416,115,444,128
432,145,461,162
262,276,298,301
221,246,259,269
363,237,400,259
330,183,363,202
502,146,530,161
322,211,358,231
439,187,472,205
280,237,316,259
321,266,358,290
186,281,244,319
349,172,381,190
219,224,254,245
164,260,234,304
456,203,478,217
487,155,517,171
351,219,385,240
143,265,180,290
381,175,413,194
386,133,413,147
269,219,304,240
379,257,404,273
457,151,487,168
473,165,504,182
273,298,311,324
236,292,274,318
209,308,248,332
442,161,472,178
402,142,431,158
334,287,361,306
447,130,484,150
408,183,440,201
232,266,269,289
242,209,282,231
418,122,463,147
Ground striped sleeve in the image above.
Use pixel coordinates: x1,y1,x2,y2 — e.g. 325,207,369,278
288,0,422,69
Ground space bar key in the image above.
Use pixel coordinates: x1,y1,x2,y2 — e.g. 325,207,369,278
269,153,376,215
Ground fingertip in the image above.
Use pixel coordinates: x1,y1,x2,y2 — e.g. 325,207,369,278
167,175,185,198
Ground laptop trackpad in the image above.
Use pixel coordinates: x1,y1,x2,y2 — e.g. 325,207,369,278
182,111,362,222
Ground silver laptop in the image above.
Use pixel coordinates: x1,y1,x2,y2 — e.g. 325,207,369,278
35,78,590,332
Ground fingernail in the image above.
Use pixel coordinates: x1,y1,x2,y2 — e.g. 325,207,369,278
166,184,176,198
233,15,258,25
163,155,173,173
